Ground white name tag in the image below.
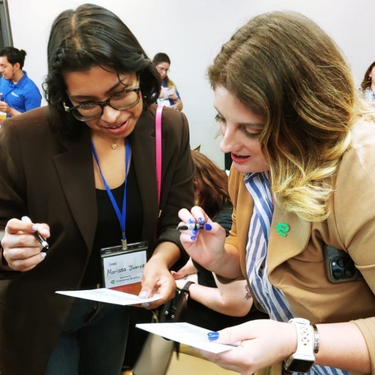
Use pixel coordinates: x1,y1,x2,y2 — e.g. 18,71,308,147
100,241,148,295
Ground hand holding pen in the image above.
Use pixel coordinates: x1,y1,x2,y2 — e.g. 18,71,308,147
177,207,228,270
21,216,50,251
177,206,215,242
1,217,50,272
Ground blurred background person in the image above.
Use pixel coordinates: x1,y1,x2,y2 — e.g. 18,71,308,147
173,150,268,331
0,46,42,117
153,52,183,111
360,61,375,106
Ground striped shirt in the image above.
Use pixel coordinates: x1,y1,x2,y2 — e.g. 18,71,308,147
244,172,349,375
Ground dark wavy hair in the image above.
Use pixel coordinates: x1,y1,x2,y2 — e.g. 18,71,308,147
44,3,161,137
191,150,230,218
0,47,27,69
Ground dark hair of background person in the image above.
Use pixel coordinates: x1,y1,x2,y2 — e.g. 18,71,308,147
361,61,375,91
191,150,231,218
152,52,171,66
0,47,27,69
152,52,172,86
43,3,161,138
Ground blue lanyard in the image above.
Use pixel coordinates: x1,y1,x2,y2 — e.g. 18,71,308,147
90,138,131,249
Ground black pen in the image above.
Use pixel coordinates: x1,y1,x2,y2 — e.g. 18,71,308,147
21,216,50,251
176,223,205,231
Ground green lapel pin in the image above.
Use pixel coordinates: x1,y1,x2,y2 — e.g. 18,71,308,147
275,222,290,237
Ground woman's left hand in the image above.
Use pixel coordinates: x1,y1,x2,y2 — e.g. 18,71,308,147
138,255,177,309
198,320,297,375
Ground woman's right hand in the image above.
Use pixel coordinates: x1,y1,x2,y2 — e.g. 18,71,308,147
178,206,227,272
198,320,297,375
1,218,50,271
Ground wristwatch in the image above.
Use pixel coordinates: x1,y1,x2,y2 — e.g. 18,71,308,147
284,318,315,373
181,281,195,295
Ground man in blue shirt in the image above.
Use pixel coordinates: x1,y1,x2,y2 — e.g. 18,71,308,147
0,47,42,117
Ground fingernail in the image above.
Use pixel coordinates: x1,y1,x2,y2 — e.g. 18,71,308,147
188,218,195,224
192,229,198,235
40,228,50,236
142,302,150,307
204,223,212,231
198,217,204,225
207,332,219,341
139,290,148,299
41,252,47,259
32,225,50,237
191,235,196,241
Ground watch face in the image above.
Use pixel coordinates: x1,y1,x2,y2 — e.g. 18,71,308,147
285,359,315,373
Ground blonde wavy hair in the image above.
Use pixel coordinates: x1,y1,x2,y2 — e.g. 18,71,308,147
208,11,373,222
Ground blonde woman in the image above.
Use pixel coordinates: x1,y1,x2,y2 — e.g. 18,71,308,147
179,11,375,375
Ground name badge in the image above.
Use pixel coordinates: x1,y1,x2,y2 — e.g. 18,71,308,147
100,241,148,295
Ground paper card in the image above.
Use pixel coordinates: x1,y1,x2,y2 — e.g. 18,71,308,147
136,322,237,354
163,87,175,98
56,288,161,306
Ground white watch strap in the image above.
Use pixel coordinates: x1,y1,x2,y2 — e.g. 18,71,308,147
289,318,314,357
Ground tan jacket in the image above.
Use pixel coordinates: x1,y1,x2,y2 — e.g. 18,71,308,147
226,119,375,374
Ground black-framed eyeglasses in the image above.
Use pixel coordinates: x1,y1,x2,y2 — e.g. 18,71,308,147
63,85,141,122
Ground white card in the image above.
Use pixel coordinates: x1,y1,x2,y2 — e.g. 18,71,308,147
136,322,237,354
56,288,161,305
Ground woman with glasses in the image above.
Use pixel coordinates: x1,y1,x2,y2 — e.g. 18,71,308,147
0,4,194,375
153,52,183,111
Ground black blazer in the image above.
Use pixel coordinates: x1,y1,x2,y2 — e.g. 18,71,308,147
0,104,194,375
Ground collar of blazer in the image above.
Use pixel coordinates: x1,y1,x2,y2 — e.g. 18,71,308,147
229,168,311,280
268,208,311,277
53,127,97,250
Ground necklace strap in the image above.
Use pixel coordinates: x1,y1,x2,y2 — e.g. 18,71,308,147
90,138,131,249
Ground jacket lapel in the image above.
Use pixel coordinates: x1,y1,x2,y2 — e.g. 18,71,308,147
53,130,97,252
268,207,311,277
130,108,160,241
